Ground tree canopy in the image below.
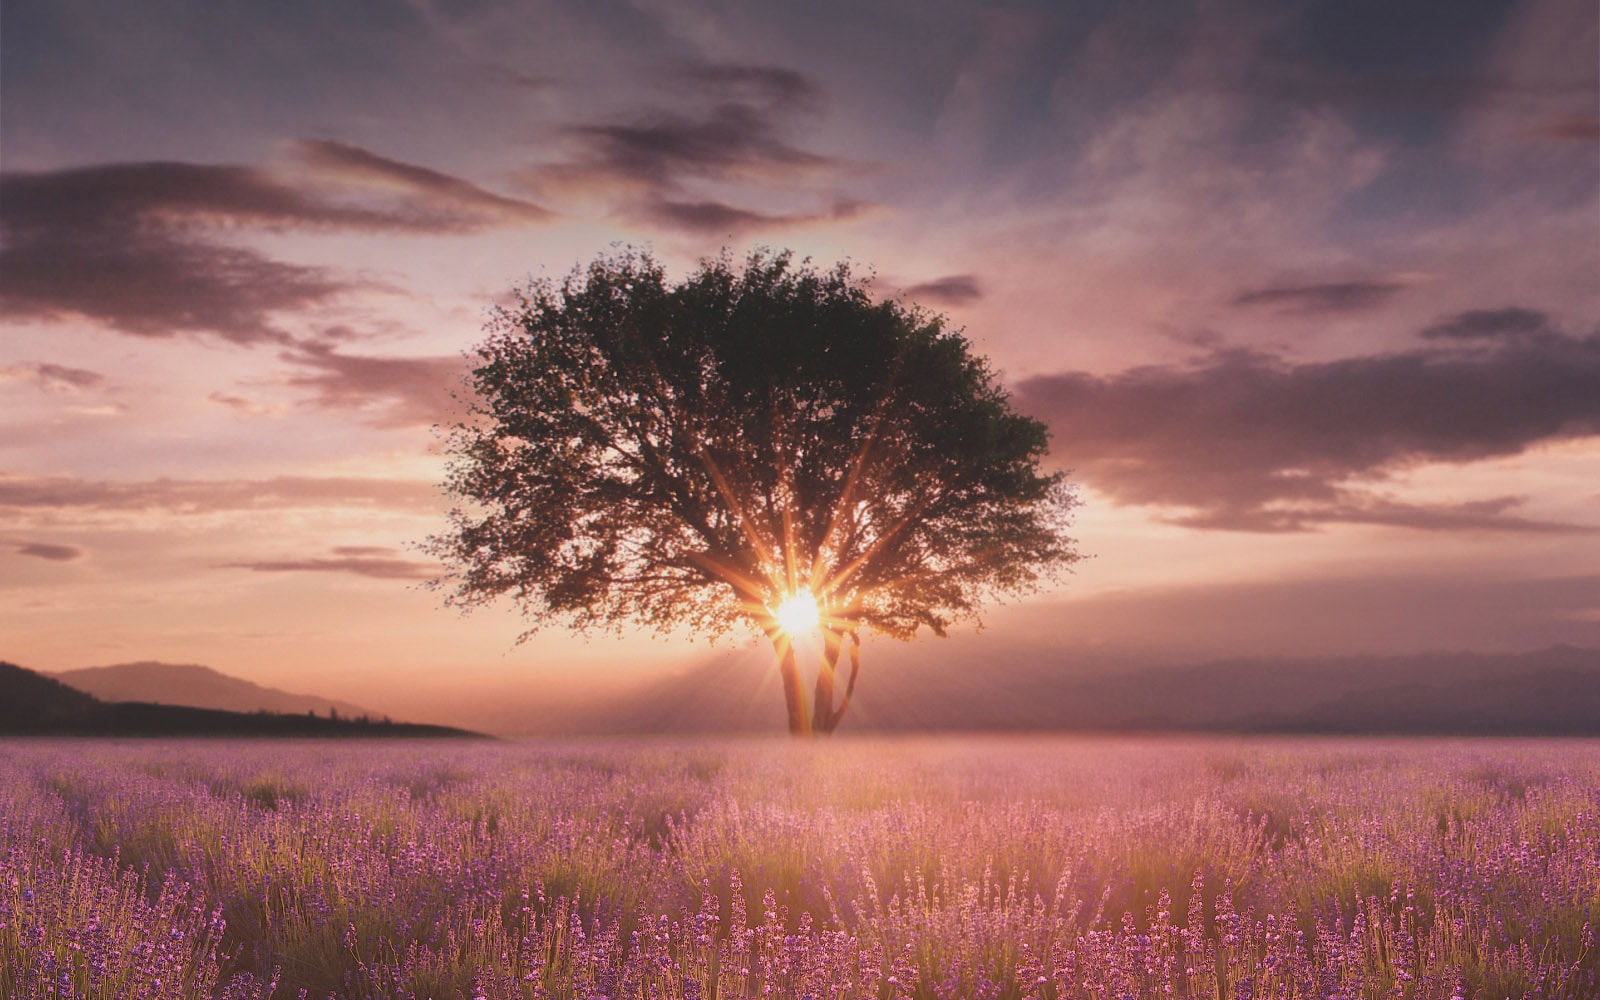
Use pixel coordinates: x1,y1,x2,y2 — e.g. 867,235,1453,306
429,248,1080,735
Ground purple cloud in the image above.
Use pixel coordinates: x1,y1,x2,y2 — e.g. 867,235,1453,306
0,362,108,392
0,474,438,514
1016,315,1600,533
1420,307,1551,341
12,541,84,561
519,63,870,236
904,275,984,307
279,341,467,428
1231,280,1406,313
223,545,437,580
0,144,550,343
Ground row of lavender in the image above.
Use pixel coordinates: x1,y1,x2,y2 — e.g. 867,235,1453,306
2,736,1596,999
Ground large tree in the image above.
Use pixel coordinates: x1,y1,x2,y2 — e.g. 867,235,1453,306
429,249,1080,735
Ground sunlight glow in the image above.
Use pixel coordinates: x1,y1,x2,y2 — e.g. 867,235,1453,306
773,589,821,636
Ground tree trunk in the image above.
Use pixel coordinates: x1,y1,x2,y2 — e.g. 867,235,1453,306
776,641,811,737
812,630,844,734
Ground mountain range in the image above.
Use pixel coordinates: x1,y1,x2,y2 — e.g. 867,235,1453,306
51,662,373,718
0,662,480,738
529,644,1600,736
9,647,1600,738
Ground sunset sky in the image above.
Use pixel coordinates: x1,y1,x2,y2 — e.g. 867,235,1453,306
3,0,1598,731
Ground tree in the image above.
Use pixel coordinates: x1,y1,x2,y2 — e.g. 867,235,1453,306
428,248,1080,736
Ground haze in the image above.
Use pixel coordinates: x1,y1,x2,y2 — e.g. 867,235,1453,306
2,0,1597,732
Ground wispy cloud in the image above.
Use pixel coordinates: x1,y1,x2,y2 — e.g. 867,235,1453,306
1231,279,1406,313
10,540,84,562
222,545,436,580
207,391,280,416
1016,313,1600,533
641,197,870,236
0,362,107,392
520,61,870,236
290,139,553,228
903,274,984,307
279,341,467,428
0,474,438,515
1420,307,1552,341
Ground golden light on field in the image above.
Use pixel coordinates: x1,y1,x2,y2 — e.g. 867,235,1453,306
774,590,822,637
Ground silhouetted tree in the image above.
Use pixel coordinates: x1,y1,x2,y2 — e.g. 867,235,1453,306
429,249,1080,735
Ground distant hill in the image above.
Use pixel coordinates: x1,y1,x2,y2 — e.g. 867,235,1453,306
0,662,484,738
53,662,372,718
536,644,1600,737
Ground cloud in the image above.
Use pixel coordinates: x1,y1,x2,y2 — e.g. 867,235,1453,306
0,223,338,346
903,274,984,307
1420,307,1551,341
222,545,437,580
207,391,279,416
1170,496,1589,535
0,474,439,515
1231,280,1406,312
279,341,467,428
290,139,554,228
1522,114,1600,141
0,362,107,392
11,541,84,562
546,103,842,192
520,63,870,236
1015,317,1600,532
0,145,551,343
641,196,870,236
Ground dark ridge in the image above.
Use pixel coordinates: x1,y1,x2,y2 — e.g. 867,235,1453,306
0,661,99,728
0,661,486,738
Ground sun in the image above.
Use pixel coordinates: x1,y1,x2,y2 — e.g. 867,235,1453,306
773,589,821,636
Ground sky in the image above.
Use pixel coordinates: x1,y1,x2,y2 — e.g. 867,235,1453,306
2,0,1598,732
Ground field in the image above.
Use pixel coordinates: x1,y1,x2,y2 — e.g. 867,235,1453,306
2,737,1596,999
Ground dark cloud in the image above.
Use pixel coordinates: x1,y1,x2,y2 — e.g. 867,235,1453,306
12,541,84,561
904,275,984,307
0,223,338,346
223,547,436,580
1016,319,1600,533
1420,307,1551,341
0,474,438,514
557,104,840,189
1231,280,1405,312
642,197,869,235
521,67,869,236
0,362,107,392
280,341,467,427
0,146,551,343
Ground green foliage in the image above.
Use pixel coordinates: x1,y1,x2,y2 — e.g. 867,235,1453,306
430,248,1079,648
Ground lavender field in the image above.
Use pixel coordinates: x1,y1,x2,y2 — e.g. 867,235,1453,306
2,737,1596,1000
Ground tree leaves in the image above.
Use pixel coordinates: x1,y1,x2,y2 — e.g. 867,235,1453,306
429,248,1080,647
